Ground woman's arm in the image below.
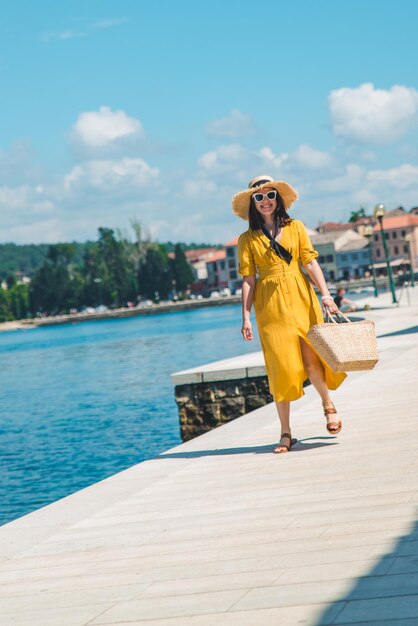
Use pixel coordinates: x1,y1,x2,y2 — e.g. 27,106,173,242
304,259,339,314
241,275,256,340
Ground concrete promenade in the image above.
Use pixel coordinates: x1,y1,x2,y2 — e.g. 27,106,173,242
0,286,418,625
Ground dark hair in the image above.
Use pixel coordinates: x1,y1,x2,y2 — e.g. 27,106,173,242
248,191,293,231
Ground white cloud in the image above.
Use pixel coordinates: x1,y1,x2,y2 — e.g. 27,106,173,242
164,213,205,241
257,147,289,171
398,144,418,160
360,151,377,162
197,143,288,178
367,164,418,189
64,158,159,190
4,219,64,244
205,109,254,138
329,83,418,144
315,164,364,193
92,18,129,29
72,107,142,148
41,30,86,42
350,188,377,207
0,184,61,244
183,179,218,197
0,185,29,209
292,144,332,169
182,143,289,215
0,142,50,189
198,144,249,172
41,17,128,43
4,109,418,245
0,185,54,215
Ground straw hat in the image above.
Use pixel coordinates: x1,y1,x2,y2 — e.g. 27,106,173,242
232,175,298,220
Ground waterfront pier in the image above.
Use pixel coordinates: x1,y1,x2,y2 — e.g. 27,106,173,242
0,287,417,625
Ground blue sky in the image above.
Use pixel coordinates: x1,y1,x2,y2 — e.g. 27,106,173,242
1,0,418,244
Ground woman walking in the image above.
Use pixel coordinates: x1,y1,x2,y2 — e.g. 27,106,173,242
233,175,346,454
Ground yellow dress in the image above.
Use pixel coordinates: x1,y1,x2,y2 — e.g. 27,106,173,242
238,219,346,402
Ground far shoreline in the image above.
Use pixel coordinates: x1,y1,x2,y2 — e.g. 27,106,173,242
0,276,392,333
0,296,242,332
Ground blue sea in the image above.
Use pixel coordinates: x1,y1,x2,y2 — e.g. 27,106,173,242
0,287,379,527
0,304,262,526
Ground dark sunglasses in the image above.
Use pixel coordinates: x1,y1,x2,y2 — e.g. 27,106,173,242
252,190,277,203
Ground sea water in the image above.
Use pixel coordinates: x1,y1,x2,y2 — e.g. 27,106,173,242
0,288,377,526
0,304,261,526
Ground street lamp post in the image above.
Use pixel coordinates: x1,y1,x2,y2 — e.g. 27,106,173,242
363,225,379,297
373,204,397,304
405,234,415,288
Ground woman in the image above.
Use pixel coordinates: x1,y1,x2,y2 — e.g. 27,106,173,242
233,175,346,454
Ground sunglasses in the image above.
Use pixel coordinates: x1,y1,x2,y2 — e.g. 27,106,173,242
252,190,277,203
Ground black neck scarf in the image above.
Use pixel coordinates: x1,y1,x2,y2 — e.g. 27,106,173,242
259,220,293,265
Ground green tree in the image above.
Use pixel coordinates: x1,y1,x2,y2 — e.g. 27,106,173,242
47,243,76,266
5,274,16,289
0,243,49,280
30,263,69,315
0,288,12,322
172,244,195,293
95,228,136,307
349,207,367,223
138,245,171,300
80,242,108,306
8,283,30,319
29,243,79,315
118,219,153,275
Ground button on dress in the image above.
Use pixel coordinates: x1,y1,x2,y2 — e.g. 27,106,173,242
238,219,346,401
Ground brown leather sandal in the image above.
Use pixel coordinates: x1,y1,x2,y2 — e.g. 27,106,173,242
274,432,297,454
324,405,342,434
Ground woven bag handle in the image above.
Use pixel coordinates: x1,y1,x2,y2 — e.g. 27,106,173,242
325,309,351,324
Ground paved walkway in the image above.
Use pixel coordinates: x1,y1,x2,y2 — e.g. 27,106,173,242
1,287,418,625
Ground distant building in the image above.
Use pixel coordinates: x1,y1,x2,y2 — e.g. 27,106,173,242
184,248,220,280
206,250,228,291
385,207,407,216
175,243,242,295
372,214,418,272
317,209,407,236
13,271,31,285
181,248,221,294
224,236,240,293
336,238,370,280
311,230,369,281
316,221,353,233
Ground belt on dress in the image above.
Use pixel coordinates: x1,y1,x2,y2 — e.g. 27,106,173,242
258,267,300,279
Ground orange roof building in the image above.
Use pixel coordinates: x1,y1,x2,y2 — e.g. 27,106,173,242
372,214,418,270
224,236,239,247
372,214,418,231
205,250,226,264
184,248,220,263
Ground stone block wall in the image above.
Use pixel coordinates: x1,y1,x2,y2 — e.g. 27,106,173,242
175,376,272,441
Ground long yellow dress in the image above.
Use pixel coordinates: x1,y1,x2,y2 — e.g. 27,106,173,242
238,219,346,401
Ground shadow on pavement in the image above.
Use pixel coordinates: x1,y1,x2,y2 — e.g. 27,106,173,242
313,517,418,625
159,437,338,459
379,324,418,338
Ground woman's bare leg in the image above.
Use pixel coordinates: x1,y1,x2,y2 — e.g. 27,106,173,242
274,401,292,452
299,338,341,431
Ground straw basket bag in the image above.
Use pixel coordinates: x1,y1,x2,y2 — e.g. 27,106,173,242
306,310,379,372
